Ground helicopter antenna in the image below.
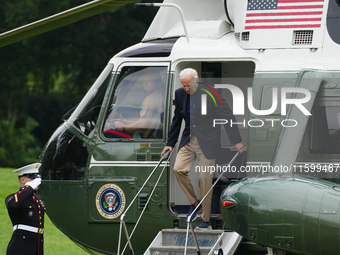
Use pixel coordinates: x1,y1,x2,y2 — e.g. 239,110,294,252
223,0,234,27
135,3,190,43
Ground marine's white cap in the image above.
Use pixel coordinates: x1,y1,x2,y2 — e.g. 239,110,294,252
13,163,41,177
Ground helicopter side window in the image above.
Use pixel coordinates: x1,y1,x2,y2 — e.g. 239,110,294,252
68,64,114,136
103,66,167,140
310,106,340,154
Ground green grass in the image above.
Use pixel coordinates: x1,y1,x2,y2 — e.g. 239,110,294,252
0,168,87,254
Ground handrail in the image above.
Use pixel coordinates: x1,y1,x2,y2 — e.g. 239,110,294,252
117,150,171,255
135,3,190,43
184,139,248,255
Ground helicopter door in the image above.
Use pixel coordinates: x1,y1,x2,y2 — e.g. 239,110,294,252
169,61,255,217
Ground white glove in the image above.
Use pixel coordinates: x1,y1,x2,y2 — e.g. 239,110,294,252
26,178,42,190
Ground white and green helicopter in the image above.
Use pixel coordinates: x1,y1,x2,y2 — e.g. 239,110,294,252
2,0,340,254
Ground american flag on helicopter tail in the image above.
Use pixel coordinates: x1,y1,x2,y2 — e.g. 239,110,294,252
245,0,325,30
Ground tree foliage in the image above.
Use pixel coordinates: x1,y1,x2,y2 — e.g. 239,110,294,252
0,0,161,167
0,118,41,167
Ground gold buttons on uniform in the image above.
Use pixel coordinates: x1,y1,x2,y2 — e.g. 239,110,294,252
28,211,33,217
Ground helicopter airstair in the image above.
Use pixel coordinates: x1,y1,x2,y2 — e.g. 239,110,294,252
117,142,248,255
144,228,242,255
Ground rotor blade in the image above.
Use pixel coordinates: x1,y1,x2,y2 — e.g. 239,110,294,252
0,0,137,48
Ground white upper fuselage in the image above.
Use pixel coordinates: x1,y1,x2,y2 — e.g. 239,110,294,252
111,0,340,73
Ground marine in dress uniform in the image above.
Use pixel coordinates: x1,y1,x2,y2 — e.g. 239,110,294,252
5,163,45,255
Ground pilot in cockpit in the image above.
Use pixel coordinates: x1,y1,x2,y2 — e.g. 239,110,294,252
103,69,164,139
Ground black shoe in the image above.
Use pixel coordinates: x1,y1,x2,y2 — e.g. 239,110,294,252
195,219,212,230
186,200,201,221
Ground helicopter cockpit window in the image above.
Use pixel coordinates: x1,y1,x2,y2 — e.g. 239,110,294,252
310,106,340,154
68,64,113,136
102,66,167,140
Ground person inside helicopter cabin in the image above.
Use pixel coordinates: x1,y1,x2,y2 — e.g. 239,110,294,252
5,163,45,255
161,68,244,230
103,68,164,139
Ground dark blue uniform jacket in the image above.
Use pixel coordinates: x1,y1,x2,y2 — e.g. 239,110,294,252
5,185,45,255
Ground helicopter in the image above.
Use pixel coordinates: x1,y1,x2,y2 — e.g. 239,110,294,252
1,0,340,254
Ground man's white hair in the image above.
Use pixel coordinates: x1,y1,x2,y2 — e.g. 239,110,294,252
179,68,198,80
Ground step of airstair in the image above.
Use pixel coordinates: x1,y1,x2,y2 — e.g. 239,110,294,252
144,228,242,255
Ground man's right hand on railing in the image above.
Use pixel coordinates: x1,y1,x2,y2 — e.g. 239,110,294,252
161,146,173,157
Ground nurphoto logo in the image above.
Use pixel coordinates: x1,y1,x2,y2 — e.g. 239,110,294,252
200,84,312,128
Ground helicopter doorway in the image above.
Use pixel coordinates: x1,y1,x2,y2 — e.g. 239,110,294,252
169,60,255,219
